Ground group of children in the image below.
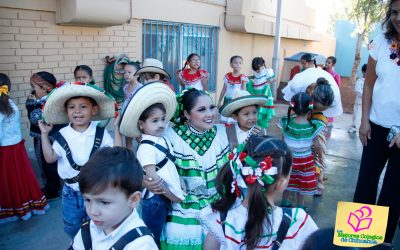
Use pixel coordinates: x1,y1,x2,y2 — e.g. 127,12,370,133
0,53,343,250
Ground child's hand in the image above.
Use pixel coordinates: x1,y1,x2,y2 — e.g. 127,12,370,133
38,120,53,135
113,113,120,128
389,132,400,148
142,175,166,194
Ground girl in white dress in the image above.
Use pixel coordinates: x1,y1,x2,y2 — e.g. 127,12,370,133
198,136,318,250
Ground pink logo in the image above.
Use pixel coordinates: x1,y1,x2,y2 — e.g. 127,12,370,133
347,206,373,232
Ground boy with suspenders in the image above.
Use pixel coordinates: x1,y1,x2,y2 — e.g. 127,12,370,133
39,82,117,238
70,147,158,250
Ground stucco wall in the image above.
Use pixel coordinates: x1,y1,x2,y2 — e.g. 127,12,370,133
0,7,142,148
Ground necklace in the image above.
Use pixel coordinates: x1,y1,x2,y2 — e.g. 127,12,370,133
389,39,400,66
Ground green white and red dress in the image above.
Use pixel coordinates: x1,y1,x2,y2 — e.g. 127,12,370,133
160,124,230,250
278,116,324,195
247,68,275,128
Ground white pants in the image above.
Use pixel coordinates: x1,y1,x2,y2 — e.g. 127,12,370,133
352,102,362,129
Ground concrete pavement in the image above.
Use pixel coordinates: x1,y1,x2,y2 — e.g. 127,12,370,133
1,104,399,249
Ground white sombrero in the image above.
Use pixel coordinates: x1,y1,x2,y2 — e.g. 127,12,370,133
134,58,170,79
219,90,268,117
42,82,117,124
119,82,177,138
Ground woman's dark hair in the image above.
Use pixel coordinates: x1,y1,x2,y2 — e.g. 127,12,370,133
327,56,337,65
0,73,14,117
286,92,313,130
139,103,166,122
176,88,209,125
301,228,361,250
301,53,317,68
36,71,57,86
79,147,143,196
251,57,266,71
212,136,292,250
74,65,95,85
179,53,201,72
382,0,399,40
312,77,334,107
361,64,367,73
230,55,243,63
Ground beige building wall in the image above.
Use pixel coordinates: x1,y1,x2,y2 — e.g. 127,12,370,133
0,0,336,147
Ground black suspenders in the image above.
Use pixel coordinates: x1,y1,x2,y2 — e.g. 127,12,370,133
53,126,105,184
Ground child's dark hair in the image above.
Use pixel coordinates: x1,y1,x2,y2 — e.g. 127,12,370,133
0,73,14,117
301,228,360,250
176,88,209,125
180,53,201,72
232,105,258,116
79,147,143,196
312,77,334,108
125,61,141,71
230,55,243,63
251,57,266,71
64,96,97,109
327,56,337,65
361,64,367,73
36,71,57,86
212,136,292,250
286,92,313,130
142,72,165,82
74,65,95,85
301,53,317,68
139,103,166,122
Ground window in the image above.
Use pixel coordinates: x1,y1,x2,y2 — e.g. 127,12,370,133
143,20,219,92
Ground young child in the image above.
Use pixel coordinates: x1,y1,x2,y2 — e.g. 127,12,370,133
74,65,95,85
121,61,142,112
176,53,209,91
134,58,174,91
39,82,117,238
198,136,318,249
348,64,367,133
247,57,275,129
218,55,248,107
71,147,158,250
218,55,248,126
278,92,324,210
0,73,49,223
219,90,267,149
118,82,184,246
324,56,341,86
307,78,335,195
26,71,62,199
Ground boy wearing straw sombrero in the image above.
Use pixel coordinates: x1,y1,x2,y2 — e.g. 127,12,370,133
134,58,175,91
38,82,117,238
119,82,184,246
219,90,269,150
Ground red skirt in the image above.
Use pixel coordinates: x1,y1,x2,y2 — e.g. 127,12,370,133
0,140,49,223
287,155,318,195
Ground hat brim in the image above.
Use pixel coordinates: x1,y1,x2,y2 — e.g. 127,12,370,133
135,66,171,79
219,95,268,117
43,83,116,125
119,82,177,138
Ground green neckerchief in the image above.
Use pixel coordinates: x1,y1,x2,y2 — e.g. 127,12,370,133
174,124,217,156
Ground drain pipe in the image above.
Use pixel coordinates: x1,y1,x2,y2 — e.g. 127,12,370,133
272,0,283,99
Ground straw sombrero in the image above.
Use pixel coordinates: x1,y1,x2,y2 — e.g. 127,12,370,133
219,90,268,117
42,82,117,124
119,82,177,138
134,58,170,79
